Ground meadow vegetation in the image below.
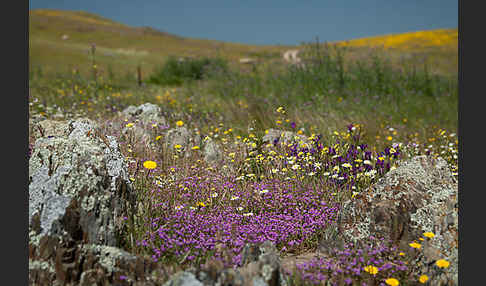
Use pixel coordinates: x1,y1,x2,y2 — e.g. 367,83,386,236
29,10,458,285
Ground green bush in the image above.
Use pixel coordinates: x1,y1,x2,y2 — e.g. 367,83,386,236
147,56,228,86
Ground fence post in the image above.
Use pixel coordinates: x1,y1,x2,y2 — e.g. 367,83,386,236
137,65,142,87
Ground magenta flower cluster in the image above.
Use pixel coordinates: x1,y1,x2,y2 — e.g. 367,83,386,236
294,237,409,285
138,176,338,266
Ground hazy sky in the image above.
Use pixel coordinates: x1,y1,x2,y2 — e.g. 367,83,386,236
29,0,458,46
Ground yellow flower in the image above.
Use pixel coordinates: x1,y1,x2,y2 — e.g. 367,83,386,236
364,265,378,275
435,259,450,268
276,106,285,113
191,146,200,150
276,120,282,125
176,120,184,127
409,242,422,249
399,252,405,256
155,135,162,141
423,232,435,238
196,202,206,207
387,136,393,141
385,278,399,286
125,123,134,128
143,160,157,170
174,144,182,149
419,275,429,283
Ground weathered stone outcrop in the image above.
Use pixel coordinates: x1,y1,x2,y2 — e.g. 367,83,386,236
202,137,223,165
165,126,193,151
262,129,310,147
28,118,147,285
326,155,458,285
191,241,288,286
121,103,168,146
122,103,167,126
29,237,166,286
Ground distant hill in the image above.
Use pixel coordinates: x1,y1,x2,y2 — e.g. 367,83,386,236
29,9,457,77
336,29,457,51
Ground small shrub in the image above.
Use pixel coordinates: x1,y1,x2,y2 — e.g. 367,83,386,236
147,56,228,86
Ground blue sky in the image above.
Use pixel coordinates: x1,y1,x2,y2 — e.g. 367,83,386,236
29,0,458,46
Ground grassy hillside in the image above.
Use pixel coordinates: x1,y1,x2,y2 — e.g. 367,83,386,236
333,29,458,76
29,9,290,77
29,9,457,78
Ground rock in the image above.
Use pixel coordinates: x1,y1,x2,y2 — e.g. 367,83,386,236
165,127,193,151
262,129,310,148
29,237,166,286
122,103,167,126
239,58,256,64
202,138,223,165
28,118,146,285
120,103,167,147
163,271,203,286
238,241,288,286
32,119,70,140
332,155,458,285
29,118,135,245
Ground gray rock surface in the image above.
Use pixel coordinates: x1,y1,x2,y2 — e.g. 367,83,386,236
237,241,288,286
329,155,458,285
122,103,167,126
202,138,223,164
163,272,203,286
29,118,135,245
165,126,193,151
262,129,310,147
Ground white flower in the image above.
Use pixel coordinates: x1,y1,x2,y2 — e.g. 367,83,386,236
292,164,300,170
175,205,183,211
308,172,315,176
211,192,218,198
236,207,243,211
314,162,322,169
323,172,330,176
259,189,269,194
243,212,254,217
365,170,377,178
363,160,372,165
230,196,240,201
271,168,278,174
331,174,338,179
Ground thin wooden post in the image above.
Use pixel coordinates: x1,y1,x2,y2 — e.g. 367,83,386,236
137,65,142,87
